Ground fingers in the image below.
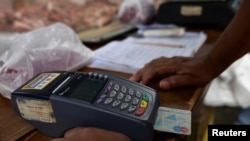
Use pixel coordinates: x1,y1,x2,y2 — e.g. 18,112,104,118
51,128,89,141
130,57,181,85
62,127,132,141
129,63,155,84
159,75,193,90
129,56,209,90
129,70,143,82
63,127,82,139
50,138,71,141
130,68,156,85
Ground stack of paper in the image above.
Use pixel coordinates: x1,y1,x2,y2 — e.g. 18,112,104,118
88,32,207,74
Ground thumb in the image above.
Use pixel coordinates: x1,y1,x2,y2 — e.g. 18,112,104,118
159,75,192,90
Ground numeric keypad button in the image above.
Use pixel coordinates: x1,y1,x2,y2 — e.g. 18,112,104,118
124,95,132,102
112,100,121,107
117,92,125,100
109,90,117,97
128,88,134,95
121,86,127,93
114,84,120,91
128,105,137,113
132,97,140,105
104,98,113,105
135,91,142,98
120,103,129,110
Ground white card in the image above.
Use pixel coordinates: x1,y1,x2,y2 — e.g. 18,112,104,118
154,106,192,135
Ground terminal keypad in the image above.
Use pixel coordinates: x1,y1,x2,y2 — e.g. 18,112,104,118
96,80,150,117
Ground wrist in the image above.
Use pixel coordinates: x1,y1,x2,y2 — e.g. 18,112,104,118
202,54,228,78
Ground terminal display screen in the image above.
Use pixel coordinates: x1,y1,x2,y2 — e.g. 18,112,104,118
68,76,106,103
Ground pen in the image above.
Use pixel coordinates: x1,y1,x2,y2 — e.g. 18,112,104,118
135,42,184,48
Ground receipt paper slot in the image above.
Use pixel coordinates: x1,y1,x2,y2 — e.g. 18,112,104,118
11,71,160,141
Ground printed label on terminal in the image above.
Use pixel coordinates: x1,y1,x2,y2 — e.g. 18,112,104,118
22,73,61,90
16,98,56,123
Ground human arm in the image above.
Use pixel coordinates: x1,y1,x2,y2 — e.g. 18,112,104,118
51,127,132,141
205,0,250,74
130,0,250,90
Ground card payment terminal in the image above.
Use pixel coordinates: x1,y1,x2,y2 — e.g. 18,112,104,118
11,71,160,141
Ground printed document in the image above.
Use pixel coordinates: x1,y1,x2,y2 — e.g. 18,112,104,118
88,32,207,74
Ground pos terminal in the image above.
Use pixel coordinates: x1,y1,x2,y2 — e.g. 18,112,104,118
11,71,160,141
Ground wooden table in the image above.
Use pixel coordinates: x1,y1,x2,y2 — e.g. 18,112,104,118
0,28,222,141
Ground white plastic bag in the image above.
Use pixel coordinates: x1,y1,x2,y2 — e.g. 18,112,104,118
0,23,93,99
204,53,250,108
118,0,155,24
